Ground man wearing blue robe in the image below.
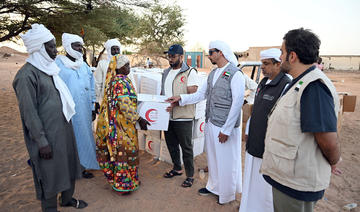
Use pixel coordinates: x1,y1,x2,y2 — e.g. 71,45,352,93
56,33,100,178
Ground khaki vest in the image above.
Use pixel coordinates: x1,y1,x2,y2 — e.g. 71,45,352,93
161,63,196,119
260,68,339,192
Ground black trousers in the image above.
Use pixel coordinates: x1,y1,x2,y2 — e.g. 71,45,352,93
41,180,75,212
164,120,194,177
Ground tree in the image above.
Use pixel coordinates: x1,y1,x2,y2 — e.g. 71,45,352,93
0,0,150,42
0,0,186,66
136,0,185,58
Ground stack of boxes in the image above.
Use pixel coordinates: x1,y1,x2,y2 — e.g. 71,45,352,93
132,67,208,164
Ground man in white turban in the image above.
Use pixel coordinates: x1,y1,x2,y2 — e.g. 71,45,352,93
13,24,87,211
94,38,121,112
56,33,100,179
167,40,245,204
240,48,291,212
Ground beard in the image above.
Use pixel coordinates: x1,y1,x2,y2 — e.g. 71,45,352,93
170,59,180,68
280,62,290,74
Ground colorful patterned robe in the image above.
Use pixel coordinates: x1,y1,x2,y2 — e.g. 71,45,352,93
96,56,140,192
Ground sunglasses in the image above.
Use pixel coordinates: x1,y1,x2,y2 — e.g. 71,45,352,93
209,49,219,56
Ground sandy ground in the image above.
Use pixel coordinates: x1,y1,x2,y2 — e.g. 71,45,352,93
0,48,359,212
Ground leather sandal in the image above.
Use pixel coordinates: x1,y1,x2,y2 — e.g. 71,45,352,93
163,170,183,178
181,177,194,187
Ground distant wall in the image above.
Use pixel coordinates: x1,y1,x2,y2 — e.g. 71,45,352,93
238,46,281,62
321,55,360,71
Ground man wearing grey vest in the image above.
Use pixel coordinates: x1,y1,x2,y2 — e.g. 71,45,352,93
260,28,341,212
167,40,245,204
240,48,291,212
161,44,199,188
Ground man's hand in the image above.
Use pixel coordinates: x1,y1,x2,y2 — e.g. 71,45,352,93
331,157,342,176
218,132,229,143
166,96,181,104
244,134,248,142
138,117,151,130
95,102,100,114
39,145,52,159
165,96,181,112
166,103,179,112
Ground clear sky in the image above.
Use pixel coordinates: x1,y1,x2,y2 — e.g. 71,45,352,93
175,0,360,55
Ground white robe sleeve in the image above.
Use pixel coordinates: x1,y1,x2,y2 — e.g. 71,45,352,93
179,80,207,106
245,117,251,135
220,72,245,135
244,74,258,104
94,60,106,102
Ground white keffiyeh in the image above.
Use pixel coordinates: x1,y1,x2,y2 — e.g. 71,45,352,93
209,40,238,66
21,24,75,122
260,48,281,62
60,33,84,70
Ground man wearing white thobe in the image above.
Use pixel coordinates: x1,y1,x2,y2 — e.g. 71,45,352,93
93,39,121,110
167,40,245,204
240,48,291,212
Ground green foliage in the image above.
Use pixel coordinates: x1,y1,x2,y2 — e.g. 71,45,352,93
0,0,186,60
0,0,149,44
136,0,185,57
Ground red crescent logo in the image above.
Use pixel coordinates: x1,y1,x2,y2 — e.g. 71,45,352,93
148,140,153,150
145,109,157,122
180,76,185,83
200,122,204,132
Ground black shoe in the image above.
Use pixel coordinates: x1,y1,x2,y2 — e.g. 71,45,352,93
82,170,94,179
198,187,211,196
60,197,88,209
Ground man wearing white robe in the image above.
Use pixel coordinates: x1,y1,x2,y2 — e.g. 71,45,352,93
167,40,245,204
94,39,121,107
240,48,291,212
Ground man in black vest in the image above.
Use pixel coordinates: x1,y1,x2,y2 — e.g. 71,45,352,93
240,48,291,212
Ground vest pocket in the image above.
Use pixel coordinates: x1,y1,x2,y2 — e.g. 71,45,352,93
267,137,298,176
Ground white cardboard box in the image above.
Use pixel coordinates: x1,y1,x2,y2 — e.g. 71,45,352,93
145,136,161,157
159,136,205,165
193,117,205,139
195,100,206,119
137,130,146,150
136,101,170,131
193,137,205,157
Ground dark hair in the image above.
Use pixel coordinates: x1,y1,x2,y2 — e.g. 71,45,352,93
283,28,320,64
317,57,322,64
270,58,279,64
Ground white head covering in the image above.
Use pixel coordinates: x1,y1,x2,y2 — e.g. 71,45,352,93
21,23,55,54
260,48,281,62
105,39,121,60
62,33,84,59
116,55,130,69
59,33,84,70
209,40,238,66
21,24,75,122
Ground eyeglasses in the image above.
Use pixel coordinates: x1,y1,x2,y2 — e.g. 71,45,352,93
208,49,219,56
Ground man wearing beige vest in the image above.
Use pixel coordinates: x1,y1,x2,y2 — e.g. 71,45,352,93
161,44,199,188
167,40,245,204
260,28,341,212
